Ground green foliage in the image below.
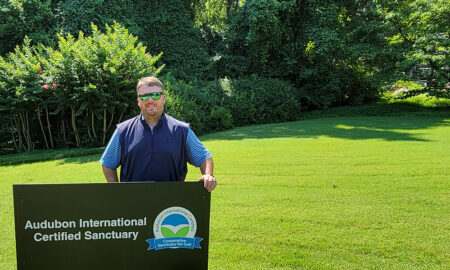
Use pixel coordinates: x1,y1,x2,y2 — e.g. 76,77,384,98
164,76,233,135
1,0,449,153
0,37,48,151
391,94,450,108
0,22,162,152
0,38,43,111
221,0,397,109
132,0,214,81
49,22,161,115
194,0,228,31
227,76,300,125
394,80,426,91
54,0,140,37
380,0,449,89
0,0,56,55
164,75,300,135
1,0,213,82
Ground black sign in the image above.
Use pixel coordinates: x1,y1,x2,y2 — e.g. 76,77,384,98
13,182,211,270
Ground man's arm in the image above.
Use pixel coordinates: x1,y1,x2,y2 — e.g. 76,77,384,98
198,157,216,192
186,128,216,192
102,165,119,182
99,129,121,182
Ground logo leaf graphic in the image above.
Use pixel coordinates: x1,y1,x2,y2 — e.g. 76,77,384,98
161,225,189,237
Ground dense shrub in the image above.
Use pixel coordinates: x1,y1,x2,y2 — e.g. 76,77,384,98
164,76,233,135
220,0,399,109
132,0,214,81
164,75,300,134
54,0,139,35
228,76,301,125
0,23,162,151
0,0,213,82
0,38,47,151
0,0,56,55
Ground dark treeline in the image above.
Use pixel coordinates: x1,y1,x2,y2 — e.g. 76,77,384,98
0,0,448,153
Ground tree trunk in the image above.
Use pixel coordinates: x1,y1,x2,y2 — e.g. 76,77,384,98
117,112,123,125
106,108,114,136
14,118,23,151
61,110,67,145
19,112,31,151
37,107,49,149
10,119,18,151
227,0,238,16
91,111,97,139
71,106,80,147
45,106,54,148
102,108,115,145
102,109,107,145
25,111,34,150
87,112,93,142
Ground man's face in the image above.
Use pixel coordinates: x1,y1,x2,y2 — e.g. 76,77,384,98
137,85,166,119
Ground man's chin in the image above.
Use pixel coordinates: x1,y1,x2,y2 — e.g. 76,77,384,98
144,111,159,117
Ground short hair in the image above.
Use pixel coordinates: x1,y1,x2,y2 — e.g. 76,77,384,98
136,76,164,95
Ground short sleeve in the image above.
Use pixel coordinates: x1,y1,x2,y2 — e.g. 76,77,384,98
99,129,121,169
186,128,212,167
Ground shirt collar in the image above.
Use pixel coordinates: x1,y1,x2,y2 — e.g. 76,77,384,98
140,113,165,129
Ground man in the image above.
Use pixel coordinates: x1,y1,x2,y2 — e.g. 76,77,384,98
100,76,217,192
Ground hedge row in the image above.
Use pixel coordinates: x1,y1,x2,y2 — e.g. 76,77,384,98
0,22,302,153
164,75,301,135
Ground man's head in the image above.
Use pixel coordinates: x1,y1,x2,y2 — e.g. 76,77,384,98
136,76,164,95
136,76,166,120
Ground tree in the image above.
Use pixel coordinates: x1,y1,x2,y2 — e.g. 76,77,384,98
221,0,396,108
0,0,56,56
380,0,449,89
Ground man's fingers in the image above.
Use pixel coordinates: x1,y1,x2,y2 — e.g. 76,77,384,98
198,175,217,192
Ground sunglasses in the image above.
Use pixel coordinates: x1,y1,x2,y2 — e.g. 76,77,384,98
138,92,164,101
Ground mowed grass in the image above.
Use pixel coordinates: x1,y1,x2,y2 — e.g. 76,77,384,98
1,116,449,269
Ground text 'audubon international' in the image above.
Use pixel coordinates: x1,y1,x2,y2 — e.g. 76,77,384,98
23,218,147,242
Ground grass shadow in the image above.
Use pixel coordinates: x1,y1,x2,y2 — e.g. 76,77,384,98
56,153,102,165
0,148,104,167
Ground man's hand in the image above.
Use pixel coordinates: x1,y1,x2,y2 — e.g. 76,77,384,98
199,157,215,192
198,173,217,192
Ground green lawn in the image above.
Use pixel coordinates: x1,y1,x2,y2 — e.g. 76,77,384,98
1,116,449,269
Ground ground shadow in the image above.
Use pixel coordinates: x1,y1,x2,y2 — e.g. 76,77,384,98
202,116,450,142
57,153,102,165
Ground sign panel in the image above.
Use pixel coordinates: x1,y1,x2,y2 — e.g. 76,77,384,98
13,182,210,270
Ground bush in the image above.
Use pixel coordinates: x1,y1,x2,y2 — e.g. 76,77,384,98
132,0,214,81
0,22,162,152
164,75,301,134
46,22,163,146
228,76,301,125
0,38,47,151
0,0,56,55
164,76,233,135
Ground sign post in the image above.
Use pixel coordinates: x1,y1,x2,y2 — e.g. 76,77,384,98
13,182,210,270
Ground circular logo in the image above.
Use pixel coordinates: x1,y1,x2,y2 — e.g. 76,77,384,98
153,207,197,239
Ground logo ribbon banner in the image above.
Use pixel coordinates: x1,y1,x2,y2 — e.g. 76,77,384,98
146,237,202,250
